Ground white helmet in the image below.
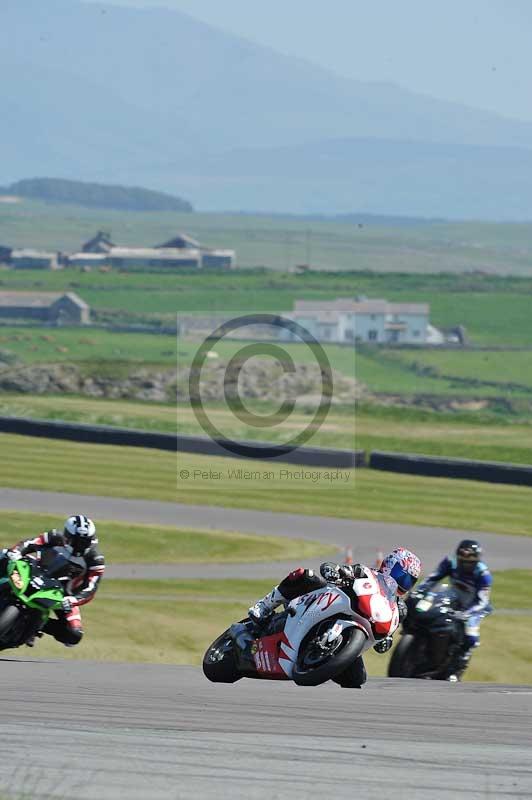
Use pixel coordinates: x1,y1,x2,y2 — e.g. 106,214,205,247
64,515,97,554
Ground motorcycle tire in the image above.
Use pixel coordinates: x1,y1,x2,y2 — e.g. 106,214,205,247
387,633,419,677
293,625,367,687
332,656,367,688
0,605,21,641
203,629,241,683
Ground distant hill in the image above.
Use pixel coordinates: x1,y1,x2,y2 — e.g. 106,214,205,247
6,178,193,213
2,0,532,217
175,137,532,219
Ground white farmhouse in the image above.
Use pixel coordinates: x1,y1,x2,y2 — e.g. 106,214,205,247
285,298,430,344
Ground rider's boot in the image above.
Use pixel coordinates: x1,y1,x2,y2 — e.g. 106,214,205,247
447,649,472,682
25,631,43,648
248,586,287,626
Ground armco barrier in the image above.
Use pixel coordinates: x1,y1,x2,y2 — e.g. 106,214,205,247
177,434,365,468
369,450,532,487
0,416,365,469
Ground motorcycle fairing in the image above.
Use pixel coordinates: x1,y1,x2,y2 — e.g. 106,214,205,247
272,586,371,678
251,632,291,679
351,571,400,638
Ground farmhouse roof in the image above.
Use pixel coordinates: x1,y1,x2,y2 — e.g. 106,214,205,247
109,247,200,260
293,299,429,315
156,233,201,250
56,292,90,309
69,252,108,261
82,231,115,252
11,249,57,259
0,291,88,309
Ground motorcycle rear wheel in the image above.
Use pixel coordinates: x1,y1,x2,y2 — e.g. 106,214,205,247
387,633,420,677
203,629,241,683
293,624,367,687
0,605,21,642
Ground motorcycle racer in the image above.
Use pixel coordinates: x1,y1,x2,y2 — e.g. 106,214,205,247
245,547,421,687
417,539,492,681
1,515,105,647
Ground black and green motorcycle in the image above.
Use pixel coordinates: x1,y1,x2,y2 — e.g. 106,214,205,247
0,547,85,651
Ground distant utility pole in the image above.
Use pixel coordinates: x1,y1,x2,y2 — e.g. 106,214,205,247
305,229,311,267
285,232,292,271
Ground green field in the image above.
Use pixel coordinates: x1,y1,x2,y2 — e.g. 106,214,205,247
7,573,530,684
1,433,532,536
0,511,330,564
2,260,532,344
2,199,532,274
389,348,532,390
3,322,532,422
2,393,532,465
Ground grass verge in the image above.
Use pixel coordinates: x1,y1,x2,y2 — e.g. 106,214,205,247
8,572,530,684
2,388,532,464
2,433,532,536
0,511,329,564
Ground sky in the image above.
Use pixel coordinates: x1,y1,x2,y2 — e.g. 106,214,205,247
85,0,532,122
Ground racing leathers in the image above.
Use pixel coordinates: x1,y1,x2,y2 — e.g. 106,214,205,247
418,556,492,676
247,563,407,688
4,530,105,646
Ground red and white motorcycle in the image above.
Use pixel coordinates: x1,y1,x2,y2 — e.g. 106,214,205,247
203,569,399,686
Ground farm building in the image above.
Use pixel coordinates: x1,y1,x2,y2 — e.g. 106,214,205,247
0,292,90,324
11,249,59,270
7,228,234,274
0,245,12,264
74,231,235,270
157,233,201,250
81,231,115,253
68,252,109,268
108,247,201,270
157,233,235,269
283,298,430,344
201,250,235,269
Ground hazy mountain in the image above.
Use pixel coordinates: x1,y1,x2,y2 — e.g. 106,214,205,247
169,138,532,219
2,0,532,217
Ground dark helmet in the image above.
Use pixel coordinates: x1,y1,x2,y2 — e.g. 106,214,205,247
63,515,97,555
456,539,482,574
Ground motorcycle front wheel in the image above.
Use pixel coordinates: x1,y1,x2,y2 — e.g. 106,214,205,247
387,633,420,677
293,623,367,687
202,629,241,683
0,605,21,642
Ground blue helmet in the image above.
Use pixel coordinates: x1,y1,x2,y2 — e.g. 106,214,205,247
381,547,421,595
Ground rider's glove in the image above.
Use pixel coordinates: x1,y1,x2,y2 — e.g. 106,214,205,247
320,562,364,584
320,562,342,582
452,610,469,622
61,597,77,613
7,549,22,562
373,636,393,654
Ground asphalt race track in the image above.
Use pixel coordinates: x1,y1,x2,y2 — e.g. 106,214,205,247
1,488,532,577
1,491,531,798
0,660,530,800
